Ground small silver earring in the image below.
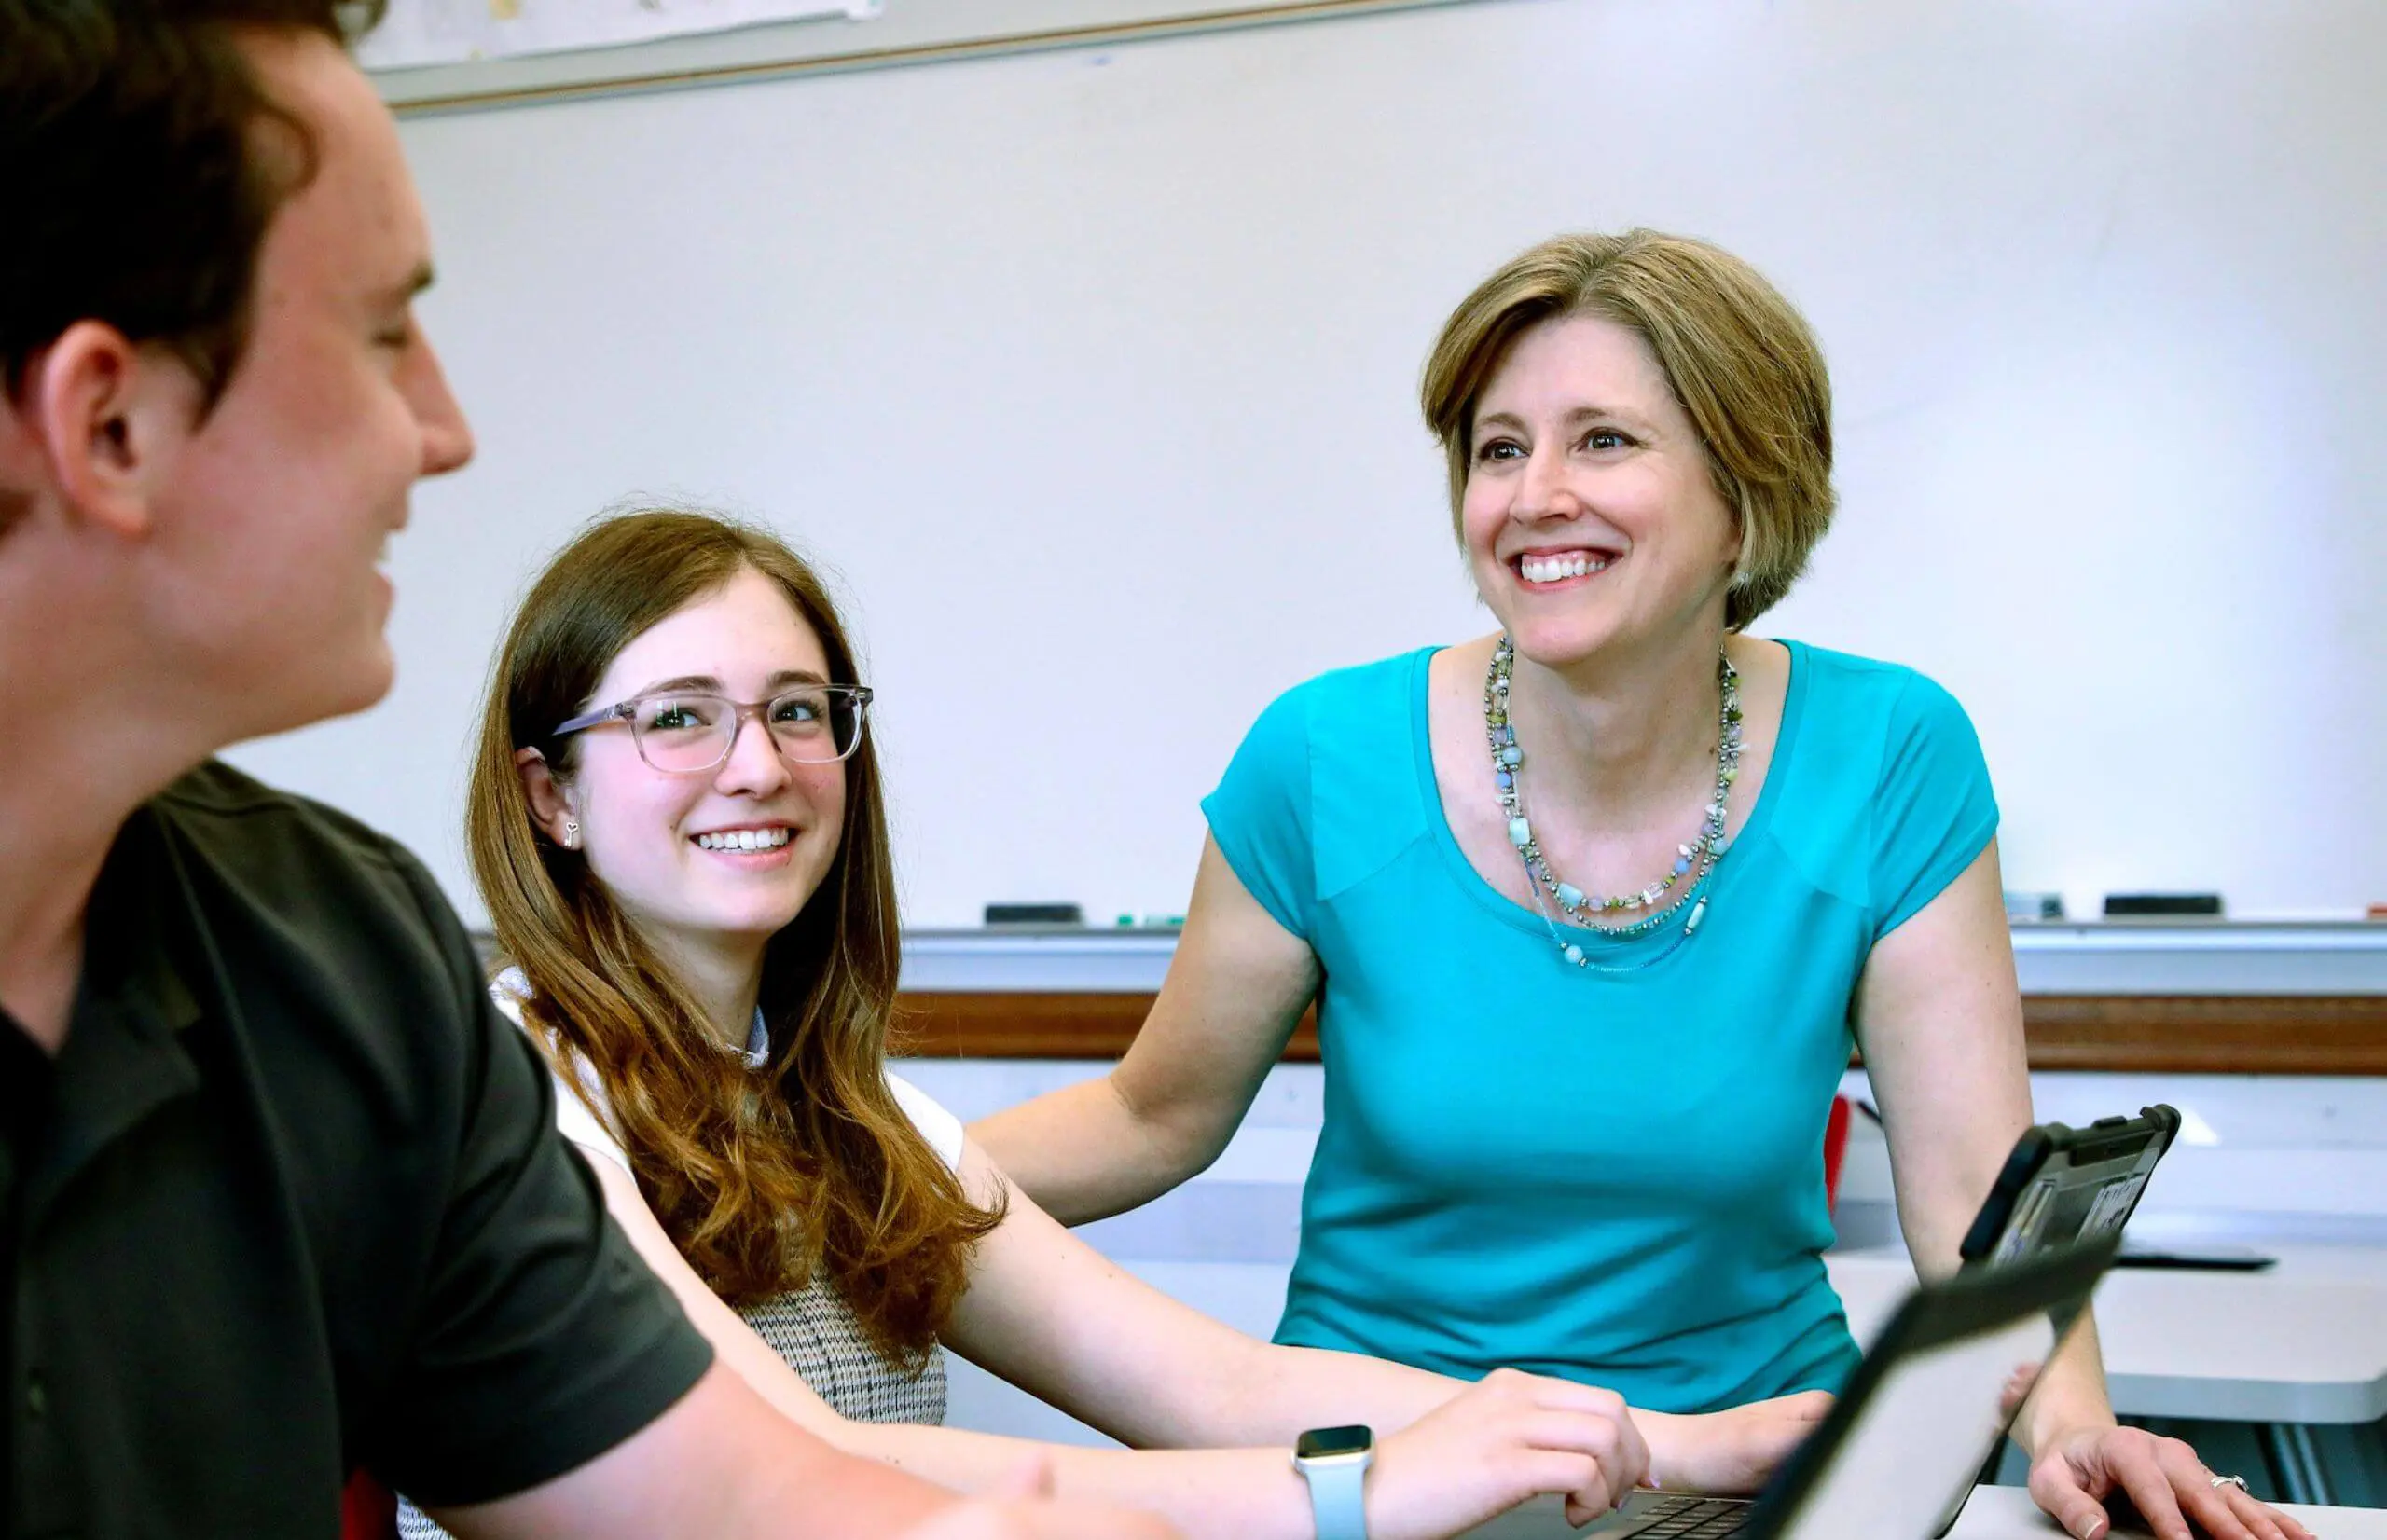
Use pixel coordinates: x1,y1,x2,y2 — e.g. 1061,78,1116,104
561,818,580,849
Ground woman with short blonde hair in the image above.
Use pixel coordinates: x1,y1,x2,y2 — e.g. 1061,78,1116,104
1422,230,1834,630
981,230,2305,1540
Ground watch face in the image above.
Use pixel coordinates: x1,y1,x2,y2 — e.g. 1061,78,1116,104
1296,1424,1374,1461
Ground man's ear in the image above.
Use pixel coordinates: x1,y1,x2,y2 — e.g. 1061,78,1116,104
22,322,203,542
515,747,578,846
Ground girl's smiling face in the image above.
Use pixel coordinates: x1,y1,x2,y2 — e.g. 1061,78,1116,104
532,565,849,963
1462,313,1743,669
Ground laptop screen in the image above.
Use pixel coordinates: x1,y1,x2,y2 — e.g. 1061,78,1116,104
1772,1309,2057,1540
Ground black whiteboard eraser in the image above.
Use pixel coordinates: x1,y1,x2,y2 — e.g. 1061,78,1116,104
984,902,1083,926
2102,893,2224,917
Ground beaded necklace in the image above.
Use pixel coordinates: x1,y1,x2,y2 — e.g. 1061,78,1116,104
1484,635,1741,968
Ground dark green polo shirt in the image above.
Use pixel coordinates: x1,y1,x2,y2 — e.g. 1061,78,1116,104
0,762,714,1536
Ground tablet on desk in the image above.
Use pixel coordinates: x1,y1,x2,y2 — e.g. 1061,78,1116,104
1954,1105,2276,1270
1959,1105,2181,1268
1922,1106,2181,1538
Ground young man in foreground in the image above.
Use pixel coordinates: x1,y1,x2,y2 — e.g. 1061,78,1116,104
0,6,1171,1536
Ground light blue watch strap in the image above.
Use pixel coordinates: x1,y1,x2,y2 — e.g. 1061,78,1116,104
1291,1449,1370,1540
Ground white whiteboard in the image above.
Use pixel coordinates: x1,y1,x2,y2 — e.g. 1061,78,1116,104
229,0,2387,928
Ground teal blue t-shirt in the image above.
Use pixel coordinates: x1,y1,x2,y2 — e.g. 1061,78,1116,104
1201,640,1998,1413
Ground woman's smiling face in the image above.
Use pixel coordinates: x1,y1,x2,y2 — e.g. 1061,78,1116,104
1462,313,1743,668
549,565,849,959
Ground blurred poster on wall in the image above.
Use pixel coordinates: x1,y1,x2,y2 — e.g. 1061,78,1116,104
357,0,876,71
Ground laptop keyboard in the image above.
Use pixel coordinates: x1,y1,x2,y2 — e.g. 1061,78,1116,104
1599,1495,1755,1540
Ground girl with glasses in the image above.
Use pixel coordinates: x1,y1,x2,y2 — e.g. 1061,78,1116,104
402,507,1824,1540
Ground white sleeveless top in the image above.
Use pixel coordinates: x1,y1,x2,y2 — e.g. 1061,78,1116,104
395,975,959,1540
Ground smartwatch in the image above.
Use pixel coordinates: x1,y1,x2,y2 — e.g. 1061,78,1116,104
1290,1423,1373,1540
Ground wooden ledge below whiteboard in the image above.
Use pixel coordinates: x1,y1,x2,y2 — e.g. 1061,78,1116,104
892,992,2387,1074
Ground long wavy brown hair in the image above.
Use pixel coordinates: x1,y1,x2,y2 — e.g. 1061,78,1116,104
465,507,1000,1363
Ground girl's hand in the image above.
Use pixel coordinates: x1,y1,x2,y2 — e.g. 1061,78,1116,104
1362,1368,1650,1539
1641,1391,1834,1495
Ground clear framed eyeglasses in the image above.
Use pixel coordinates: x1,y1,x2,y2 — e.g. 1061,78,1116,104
552,683,873,773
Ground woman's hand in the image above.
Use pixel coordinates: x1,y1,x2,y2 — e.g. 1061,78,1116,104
1638,1391,1834,1495
1360,1368,1650,1539
2029,1423,2315,1540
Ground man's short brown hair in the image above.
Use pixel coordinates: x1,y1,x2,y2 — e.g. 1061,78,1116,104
1421,229,1836,631
1,1,385,406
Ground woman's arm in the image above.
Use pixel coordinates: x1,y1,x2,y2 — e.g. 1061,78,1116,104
972,837,1318,1224
576,1141,1641,1540
1852,843,2035,1281
945,1134,1513,1449
1856,841,2304,1540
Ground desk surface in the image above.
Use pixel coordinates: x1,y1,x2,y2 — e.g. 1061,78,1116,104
1828,1248,2387,1424
1464,1483,2380,1538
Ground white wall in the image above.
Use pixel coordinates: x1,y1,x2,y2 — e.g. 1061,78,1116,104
227,0,2387,928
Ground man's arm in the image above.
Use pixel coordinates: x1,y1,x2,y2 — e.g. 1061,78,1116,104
430,1362,946,1537
434,1366,1181,1540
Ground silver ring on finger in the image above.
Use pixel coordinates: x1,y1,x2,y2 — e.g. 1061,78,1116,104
2210,1474,2250,1492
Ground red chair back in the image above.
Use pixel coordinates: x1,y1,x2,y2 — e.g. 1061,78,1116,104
1823,1093,1854,1215
342,1470,397,1540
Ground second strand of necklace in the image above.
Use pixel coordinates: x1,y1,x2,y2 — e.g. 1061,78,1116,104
1484,637,1743,942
